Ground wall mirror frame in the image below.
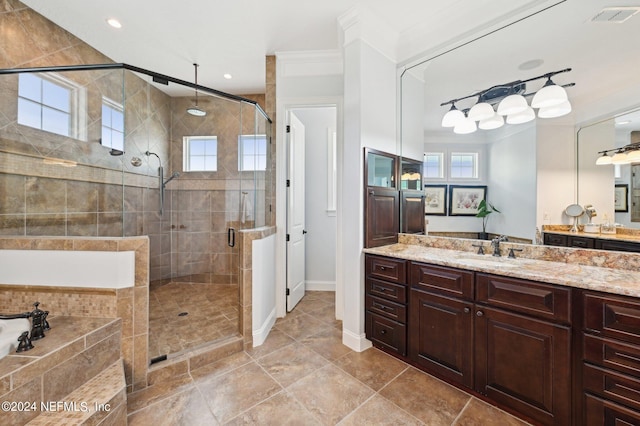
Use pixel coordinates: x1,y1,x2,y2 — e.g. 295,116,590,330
399,0,640,242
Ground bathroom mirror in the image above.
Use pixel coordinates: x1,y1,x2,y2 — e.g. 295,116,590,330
577,107,640,228
399,1,640,242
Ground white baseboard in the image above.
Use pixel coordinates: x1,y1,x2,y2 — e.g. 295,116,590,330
252,307,276,347
306,280,336,291
342,327,372,352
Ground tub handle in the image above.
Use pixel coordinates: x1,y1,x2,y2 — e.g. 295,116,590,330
228,228,236,247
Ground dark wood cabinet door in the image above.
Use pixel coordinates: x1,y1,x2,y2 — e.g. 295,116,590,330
365,187,399,248
568,236,595,249
543,233,567,247
594,239,640,253
408,289,473,388
475,306,571,426
401,190,425,234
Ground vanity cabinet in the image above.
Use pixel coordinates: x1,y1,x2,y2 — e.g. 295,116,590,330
474,274,572,426
578,291,640,424
408,263,474,387
379,256,572,425
364,255,408,356
543,232,640,252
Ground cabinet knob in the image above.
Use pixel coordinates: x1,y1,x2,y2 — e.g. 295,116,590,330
476,310,484,317
463,307,470,314
380,329,387,334
379,266,386,271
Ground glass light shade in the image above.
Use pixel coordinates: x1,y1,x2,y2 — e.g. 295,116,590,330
595,153,612,165
468,102,495,121
497,94,528,116
625,149,640,163
538,100,572,118
441,107,464,127
478,113,504,130
611,151,630,164
531,83,568,108
506,106,535,124
453,117,477,134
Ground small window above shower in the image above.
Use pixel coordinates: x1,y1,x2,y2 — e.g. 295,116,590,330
101,98,124,152
238,134,267,171
183,136,218,171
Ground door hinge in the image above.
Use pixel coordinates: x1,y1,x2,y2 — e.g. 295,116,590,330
286,179,290,187
286,234,290,242
286,125,291,133
286,288,290,296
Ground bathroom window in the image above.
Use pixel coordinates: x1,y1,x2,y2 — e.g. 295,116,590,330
17,73,80,138
238,134,267,171
183,136,217,171
450,152,478,179
423,152,444,179
101,99,124,152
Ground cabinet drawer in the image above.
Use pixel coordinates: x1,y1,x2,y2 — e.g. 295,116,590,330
365,255,407,283
583,363,640,412
568,236,595,249
543,233,567,247
365,312,406,356
476,273,571,323
365,277,407,304
584,393,640,426
584,334,640,377
584,292,640,346
410,262,474,300
366,294,407,323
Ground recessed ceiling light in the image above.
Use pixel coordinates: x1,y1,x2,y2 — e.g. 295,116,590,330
518,59,544,71
223,73,232,79
106,18,122,29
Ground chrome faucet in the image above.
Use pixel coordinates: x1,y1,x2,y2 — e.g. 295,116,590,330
491,235,508,257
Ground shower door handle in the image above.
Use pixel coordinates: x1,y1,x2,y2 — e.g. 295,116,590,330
228,228,236,247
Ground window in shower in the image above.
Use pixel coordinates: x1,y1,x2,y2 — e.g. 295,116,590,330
238,134,267,171
101,99,124,152
183,136,218,171
17,73,82,138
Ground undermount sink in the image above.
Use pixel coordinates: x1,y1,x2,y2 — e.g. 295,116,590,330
457,257,520,268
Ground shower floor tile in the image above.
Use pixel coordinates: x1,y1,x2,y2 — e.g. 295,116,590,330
148,282,238,360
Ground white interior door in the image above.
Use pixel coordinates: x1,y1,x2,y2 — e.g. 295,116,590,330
286,111,306,311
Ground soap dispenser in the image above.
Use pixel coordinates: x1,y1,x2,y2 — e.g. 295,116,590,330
601,213,616,234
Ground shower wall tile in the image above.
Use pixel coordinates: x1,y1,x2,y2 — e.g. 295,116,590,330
25,213,66,236
67,212,98,236
25,177,66,214
100,212,125,237
67,180,99,212
0,214,24,235
0,173,25,213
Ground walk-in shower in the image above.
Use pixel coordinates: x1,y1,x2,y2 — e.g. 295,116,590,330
0,63,272,362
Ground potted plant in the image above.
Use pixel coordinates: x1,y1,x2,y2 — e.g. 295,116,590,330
476,199,500,240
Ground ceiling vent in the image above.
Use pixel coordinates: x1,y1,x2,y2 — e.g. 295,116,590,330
590,6,640,23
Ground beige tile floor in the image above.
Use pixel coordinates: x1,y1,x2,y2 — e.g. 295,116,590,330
129,291,531,425
149,282,239,360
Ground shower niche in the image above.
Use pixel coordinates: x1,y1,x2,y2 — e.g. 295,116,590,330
0,64,272,361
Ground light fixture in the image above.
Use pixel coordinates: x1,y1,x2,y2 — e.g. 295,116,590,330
595,152,613,165
468,102,495,121
538,100,572,118
106,18,122,29
441,68,574,133
186,63,207,117
506,106,535,124
596,142,640,165
453,113,477,134
531,77,568,108
223,73,232,79
497,95,528,116
611,150,630,164
441,104,464,127
478,113,504,130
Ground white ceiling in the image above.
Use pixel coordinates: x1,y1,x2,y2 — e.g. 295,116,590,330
22,0,558,95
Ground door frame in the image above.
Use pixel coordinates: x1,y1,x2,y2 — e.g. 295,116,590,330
276,97,343,320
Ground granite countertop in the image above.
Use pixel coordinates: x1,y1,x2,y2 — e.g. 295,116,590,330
543,229,640,243
364,243,640,298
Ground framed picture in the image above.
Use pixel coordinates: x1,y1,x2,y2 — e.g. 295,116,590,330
424,185,447,215
449,185,487,216
615,184,628,212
